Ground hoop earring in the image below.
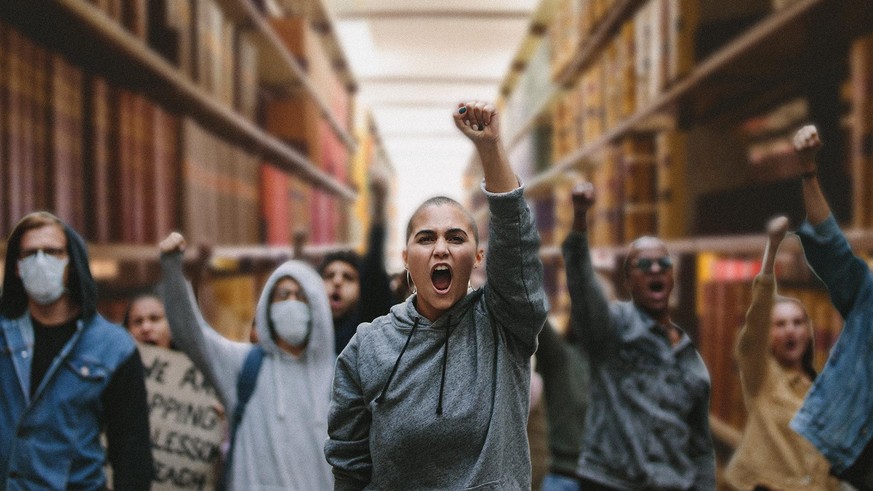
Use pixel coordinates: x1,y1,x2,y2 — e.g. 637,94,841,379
406,270,416,295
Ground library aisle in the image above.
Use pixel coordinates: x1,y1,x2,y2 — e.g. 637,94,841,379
2,0,873,489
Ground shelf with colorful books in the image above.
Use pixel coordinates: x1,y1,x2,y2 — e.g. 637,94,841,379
213,0,358,151
2,0,356,201
525,0,871,196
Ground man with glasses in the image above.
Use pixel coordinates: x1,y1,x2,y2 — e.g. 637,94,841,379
562,183,715,490
0,212,152,489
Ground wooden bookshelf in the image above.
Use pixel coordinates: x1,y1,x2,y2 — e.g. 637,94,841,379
213,0,358,151
505,0,647,154
523,0,873,197
2,0,356,201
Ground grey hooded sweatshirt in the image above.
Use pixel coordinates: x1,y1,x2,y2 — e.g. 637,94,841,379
325,185,548,490
160,256,335,490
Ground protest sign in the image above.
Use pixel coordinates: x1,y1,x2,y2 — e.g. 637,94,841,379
139,344,226,490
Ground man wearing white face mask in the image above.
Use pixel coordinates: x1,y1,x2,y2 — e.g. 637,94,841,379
159,232,335,490
0,212,153,489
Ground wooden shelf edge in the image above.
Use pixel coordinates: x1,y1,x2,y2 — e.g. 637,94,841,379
522,0,829,197
554,0,647,86
235,0,359,152
11,0,357,201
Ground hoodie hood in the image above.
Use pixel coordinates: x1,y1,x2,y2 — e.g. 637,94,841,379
254,260,334,362
1,219,96,321
392,288,483,330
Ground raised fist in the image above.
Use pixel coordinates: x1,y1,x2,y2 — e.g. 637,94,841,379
159,232,187,255
766,215,789,245
793,125,821,170
453,101,500,145
571,181,596,216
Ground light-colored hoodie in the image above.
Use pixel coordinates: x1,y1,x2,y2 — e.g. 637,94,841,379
325,185,549,490
160,256,335,490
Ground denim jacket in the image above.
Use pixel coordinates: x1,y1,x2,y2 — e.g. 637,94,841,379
0,312,136,489
563,232,715,490
790,215,873,473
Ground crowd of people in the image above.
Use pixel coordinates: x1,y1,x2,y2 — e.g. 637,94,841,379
1,104,872,491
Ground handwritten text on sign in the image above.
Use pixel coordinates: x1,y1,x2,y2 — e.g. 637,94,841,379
140,344,226,490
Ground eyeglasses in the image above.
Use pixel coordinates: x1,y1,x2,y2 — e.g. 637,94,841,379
19,247,67,259
632,256,673,272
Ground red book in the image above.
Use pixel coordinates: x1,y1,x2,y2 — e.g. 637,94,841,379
48,53,86,233
260,163,290,245
0,22,8,235
117,89,136,242
86,76,119,243
152,103,180,241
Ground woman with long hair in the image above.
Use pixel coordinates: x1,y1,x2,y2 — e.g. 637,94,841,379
725,216,840,490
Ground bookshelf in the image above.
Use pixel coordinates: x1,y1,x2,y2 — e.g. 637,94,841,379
480,0,873,473
0,0,392,337
3,0,356,200
506,0,873,198
212,0,358,151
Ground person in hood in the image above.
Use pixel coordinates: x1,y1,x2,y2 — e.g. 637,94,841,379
159,232,334,490
0,211,153,489
325,101,549,489
319,168,395,354
725,215,840,490
786,125,873,490
563,182,715,490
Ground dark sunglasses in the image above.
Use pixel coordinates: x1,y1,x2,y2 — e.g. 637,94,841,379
632,256,673,272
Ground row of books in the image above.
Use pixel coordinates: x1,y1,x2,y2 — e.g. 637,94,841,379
0,19,347,247
89,0,260,121
551,0,698,163
549,0,617,81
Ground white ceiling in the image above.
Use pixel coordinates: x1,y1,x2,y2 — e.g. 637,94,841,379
324,0,538,261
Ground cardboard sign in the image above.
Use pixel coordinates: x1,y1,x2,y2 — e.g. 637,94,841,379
139,344,226,490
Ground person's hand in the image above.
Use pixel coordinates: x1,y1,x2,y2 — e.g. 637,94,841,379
452,101,500,146
159,232,187,255
766,215,789,245
571,181,596,216
793,125,821,173
570,181,595,233
369,167,390,199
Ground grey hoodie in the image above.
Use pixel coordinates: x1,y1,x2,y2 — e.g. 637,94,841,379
325,185,548,490
160,256,335,490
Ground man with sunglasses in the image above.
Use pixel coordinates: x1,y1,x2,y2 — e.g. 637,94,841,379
562,182,715,490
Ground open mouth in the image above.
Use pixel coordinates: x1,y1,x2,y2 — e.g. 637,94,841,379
649,280,665,293
329,292,343,308
431,264,453,293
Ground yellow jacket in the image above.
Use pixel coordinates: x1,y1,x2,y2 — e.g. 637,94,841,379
725,274,840,491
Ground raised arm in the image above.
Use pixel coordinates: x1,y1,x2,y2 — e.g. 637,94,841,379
562,182,613,349
452,101,517,193
792,126,872,318
453,102,548,355
794,125,831,225
158,232,249,410
359,169,395,321
735,216,788,396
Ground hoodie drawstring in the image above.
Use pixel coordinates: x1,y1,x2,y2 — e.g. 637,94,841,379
376,317,419,405
437,315,451,416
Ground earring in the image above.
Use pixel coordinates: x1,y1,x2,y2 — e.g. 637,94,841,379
406,270,416,295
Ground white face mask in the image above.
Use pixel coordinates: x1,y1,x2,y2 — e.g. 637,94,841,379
18,250,69,305
270,299,312,347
